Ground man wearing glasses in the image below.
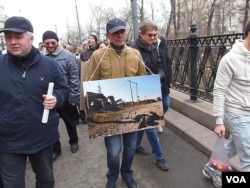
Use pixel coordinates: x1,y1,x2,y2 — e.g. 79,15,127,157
131,20,171,172
42,30,80,161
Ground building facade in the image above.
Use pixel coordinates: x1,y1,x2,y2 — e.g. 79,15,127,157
0,6,7,50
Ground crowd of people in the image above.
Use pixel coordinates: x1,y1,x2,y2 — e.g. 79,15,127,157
1,14,249,188
0,15,171,188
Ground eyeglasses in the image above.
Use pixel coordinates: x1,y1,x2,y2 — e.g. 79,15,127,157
146,33,158,37
45,41,57,46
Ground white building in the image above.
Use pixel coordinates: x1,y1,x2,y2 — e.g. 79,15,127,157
0,5,8,50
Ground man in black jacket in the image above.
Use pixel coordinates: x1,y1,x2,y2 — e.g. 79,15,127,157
131,20,172,172
0,16,68,188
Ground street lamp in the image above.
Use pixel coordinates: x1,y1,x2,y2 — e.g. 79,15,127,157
130,0,139,39
130,80,138,105
127,80,134,107
127,80,139,106
75,0,82,44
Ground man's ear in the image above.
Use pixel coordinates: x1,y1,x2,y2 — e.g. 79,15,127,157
138,32,143,38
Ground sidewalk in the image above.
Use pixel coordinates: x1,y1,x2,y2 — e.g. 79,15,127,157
25,117,216,188
25,121,107,188
24,90,241,188
167,90,240,171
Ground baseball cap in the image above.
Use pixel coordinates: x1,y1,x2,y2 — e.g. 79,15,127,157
0,16,33,33
106,18,126,33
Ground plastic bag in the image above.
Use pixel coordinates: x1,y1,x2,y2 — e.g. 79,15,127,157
208,137,232,172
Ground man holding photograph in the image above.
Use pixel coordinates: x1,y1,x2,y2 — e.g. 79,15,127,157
85,18,146,188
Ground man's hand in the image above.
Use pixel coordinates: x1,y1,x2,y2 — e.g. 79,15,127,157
43,95,57,109
214,124,226,138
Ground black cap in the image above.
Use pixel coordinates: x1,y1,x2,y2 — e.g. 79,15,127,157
42,30,59,42
106,18,126,33
0,16,33,33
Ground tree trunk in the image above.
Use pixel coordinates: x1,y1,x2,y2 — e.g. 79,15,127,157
243,0,249,30
206,0,217,36
165,0,175,38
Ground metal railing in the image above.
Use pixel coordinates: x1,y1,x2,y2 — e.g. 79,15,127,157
166,25,243,102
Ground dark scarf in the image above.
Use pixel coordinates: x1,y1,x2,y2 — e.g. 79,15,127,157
110,43,125,55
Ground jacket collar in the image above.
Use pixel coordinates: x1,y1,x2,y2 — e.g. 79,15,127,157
9,46,38,66
135,37,157,52
44,44,64,56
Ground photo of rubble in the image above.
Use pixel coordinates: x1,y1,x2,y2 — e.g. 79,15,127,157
83,74,164,139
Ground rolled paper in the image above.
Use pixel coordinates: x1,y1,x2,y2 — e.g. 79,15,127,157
42,82,54,123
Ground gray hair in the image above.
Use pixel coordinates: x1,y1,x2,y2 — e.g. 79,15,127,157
27,31,34,39
139,20,158,34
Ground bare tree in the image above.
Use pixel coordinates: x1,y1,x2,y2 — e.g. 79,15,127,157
148,1,154,21
64,21,86,48
166,0,247,38
243,0,249,29
138,0,145,22
206,0,217,36
155,0,171,38
61,0,248,46
88,5,115,41
165,0,175,38
119,4,134,43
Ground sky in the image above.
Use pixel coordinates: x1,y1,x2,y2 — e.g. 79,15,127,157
1,0,128,46
83,75,162,102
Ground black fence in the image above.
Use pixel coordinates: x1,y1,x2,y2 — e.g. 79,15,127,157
166,24,244,103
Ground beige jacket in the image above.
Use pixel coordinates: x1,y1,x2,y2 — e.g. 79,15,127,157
79,60,89,110
85,45,146,81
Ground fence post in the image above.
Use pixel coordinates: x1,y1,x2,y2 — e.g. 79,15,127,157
189,24,198,101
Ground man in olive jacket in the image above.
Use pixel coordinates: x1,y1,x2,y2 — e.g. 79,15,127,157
85,18,146,188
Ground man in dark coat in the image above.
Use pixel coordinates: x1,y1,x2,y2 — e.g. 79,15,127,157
131,20,172,172
0,16,68,188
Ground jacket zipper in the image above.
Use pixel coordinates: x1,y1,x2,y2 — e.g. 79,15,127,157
21,61,36,78
22,71,26,78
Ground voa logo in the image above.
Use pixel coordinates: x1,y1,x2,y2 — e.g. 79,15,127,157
226,176,246,184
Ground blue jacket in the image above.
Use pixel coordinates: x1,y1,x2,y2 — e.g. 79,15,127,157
0,46,68,154
44,45,80,104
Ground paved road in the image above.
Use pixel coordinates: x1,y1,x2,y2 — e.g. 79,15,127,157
25,119,215,188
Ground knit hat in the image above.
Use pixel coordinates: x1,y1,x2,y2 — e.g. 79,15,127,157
89,34,97,43
42,30,59,42
0,16,33,33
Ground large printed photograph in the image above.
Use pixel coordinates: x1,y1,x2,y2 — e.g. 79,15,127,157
83,74,164,139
